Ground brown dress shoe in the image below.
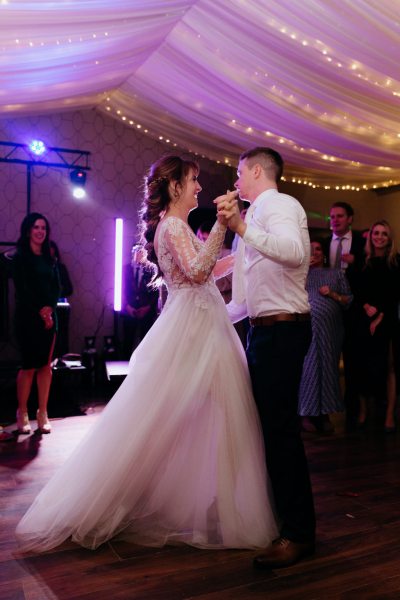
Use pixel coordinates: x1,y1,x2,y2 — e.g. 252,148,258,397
253,537,315,569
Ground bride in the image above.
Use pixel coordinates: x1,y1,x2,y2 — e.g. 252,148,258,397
16,155,278,552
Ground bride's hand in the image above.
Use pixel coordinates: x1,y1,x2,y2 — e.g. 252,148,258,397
214,190,237,226
215,191,247,235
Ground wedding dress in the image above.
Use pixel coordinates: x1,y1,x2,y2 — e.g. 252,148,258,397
16,217,278,552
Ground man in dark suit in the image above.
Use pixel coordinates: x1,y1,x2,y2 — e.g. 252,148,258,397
121,244,158,359
324,202,365,430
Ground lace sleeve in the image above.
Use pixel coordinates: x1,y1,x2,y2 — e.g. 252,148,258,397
213,254,234,280
163,217,227,284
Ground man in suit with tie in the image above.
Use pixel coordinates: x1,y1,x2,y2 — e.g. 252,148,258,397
216,147,315,569
325,202,365,287
324,202,365,430
121,244,158,358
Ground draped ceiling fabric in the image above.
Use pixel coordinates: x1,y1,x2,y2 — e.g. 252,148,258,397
1,0,399,189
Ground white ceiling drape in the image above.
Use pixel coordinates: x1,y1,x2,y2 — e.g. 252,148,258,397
1,0,399,189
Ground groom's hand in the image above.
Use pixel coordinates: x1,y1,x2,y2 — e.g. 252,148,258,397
215,191,246,236
214,190,237,226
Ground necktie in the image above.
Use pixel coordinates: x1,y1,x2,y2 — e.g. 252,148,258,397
232,204,255,304
334,237,343,269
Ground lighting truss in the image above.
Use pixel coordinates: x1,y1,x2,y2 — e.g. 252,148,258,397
0,140,91,213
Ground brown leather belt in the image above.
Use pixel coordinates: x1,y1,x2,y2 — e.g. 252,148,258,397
249,313,311,327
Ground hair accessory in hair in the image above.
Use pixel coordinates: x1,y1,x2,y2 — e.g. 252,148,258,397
147,176,168,186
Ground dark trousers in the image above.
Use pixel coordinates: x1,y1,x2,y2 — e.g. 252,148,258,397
246,320,315,543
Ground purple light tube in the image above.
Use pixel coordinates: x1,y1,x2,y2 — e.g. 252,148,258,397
114,217,123,311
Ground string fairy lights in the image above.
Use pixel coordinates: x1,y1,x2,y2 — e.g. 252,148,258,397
2,3,399,192
100,97,399,191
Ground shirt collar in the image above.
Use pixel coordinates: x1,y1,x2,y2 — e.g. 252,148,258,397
254,188,276,203
333,231,351,241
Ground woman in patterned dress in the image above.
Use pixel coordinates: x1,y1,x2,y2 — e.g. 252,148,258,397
298,239,352,433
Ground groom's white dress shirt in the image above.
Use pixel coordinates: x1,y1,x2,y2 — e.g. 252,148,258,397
228,188,310,323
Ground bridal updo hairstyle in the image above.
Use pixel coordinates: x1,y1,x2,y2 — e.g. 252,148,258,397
140,155,199,278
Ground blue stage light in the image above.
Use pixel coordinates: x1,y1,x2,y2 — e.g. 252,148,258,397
29,140,46,156
70,168,87,198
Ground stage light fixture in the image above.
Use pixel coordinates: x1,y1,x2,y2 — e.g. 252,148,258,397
29,140,46,156
70,168,87,186
70,168,87,198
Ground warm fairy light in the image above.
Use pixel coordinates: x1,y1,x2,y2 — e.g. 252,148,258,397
99,98,399,191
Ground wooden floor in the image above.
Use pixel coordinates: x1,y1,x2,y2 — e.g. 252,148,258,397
1,405,400,600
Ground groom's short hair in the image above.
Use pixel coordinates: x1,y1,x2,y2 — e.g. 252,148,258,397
240,147,284,183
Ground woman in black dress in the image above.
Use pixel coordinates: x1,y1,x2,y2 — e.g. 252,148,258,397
356,220,400,432
12,213,60,434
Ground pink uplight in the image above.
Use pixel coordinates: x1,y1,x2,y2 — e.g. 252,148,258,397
114,218,123,311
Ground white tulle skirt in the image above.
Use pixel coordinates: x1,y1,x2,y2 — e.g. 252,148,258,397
16,283,278,552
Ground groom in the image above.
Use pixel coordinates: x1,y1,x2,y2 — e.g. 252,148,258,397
216,147,315,569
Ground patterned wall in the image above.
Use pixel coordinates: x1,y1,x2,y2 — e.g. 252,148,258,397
0,109,234,359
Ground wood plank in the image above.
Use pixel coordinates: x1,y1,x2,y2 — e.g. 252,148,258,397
1,402,399,599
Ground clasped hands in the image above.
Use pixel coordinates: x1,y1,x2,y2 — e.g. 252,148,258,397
214,190,246,237
39,306,54,330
